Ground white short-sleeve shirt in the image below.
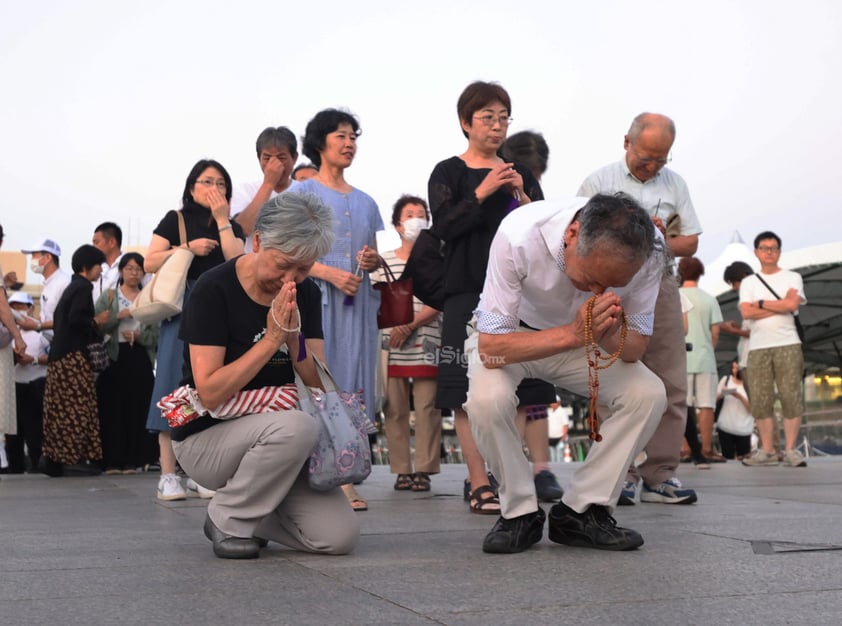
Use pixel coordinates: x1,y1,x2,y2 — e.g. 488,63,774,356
577,159,702,237
739,269,806,350
476,197,665,338
39,268,71,342
231,180,301,252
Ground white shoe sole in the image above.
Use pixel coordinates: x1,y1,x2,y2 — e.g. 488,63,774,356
640,491,697,505
157,491,187,501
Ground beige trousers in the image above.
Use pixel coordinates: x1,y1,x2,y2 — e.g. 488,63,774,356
464,330,665,519
384,377,442,474
173,410,359,554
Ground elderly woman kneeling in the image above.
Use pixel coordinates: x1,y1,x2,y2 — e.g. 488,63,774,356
169,192,359,559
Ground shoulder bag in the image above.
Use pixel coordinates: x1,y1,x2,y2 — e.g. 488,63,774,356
86,317,111,373
130,211,194,324
372,255,414,329
86,339,111,372
753,274,806,343
400,228,445,311
297,357,373,491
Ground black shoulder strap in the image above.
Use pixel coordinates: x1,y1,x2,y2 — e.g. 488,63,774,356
754,274,781,300
754,273,803,325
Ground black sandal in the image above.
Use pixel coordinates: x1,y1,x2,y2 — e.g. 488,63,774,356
411,472,431,492
468,485,501,515
394,474,414,490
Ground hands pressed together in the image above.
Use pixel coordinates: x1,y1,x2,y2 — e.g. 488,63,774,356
573,292,625,348
266,281,300,347
476,162,529,205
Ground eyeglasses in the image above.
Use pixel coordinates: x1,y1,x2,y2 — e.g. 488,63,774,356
473,114,513,127
628,144,672,166
756,246,780,253
196,178,227,190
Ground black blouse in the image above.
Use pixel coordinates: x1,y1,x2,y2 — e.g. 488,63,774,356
48,274,98,361
428,156,544,296
153,200,246,281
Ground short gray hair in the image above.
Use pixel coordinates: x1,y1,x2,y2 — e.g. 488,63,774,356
576,193,661,266
255,192,336,261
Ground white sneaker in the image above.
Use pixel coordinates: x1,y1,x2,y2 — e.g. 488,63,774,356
186,477,216,499
157,473,187,501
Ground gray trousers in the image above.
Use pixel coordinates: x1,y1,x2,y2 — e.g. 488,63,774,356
172,410,359,555
464,330,665,518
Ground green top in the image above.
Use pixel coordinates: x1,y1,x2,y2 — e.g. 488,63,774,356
94,287,159,364
681,286,723,374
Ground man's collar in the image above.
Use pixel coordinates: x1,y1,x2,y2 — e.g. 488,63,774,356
622,157,660,184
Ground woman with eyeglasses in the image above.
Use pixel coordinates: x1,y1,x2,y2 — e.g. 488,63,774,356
427,81,555,515
95,252,160,474
143,159,246,500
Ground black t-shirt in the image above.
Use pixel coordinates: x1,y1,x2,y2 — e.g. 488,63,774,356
179,257,324,390
153,200,246,281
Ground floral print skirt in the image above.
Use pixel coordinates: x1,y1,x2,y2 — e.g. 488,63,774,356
42,350,102,464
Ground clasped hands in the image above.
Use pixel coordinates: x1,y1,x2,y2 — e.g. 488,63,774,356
389,324,413,349
266,281,300,346
476,162,528,204
574,292,624,347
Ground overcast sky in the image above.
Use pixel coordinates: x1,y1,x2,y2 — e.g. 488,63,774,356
2,0,840,284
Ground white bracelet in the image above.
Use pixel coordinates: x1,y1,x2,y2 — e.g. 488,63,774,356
218,224,233,233
270,298,301,333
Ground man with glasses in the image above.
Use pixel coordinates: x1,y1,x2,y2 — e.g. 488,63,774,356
739,231,807,467
577,113,702,505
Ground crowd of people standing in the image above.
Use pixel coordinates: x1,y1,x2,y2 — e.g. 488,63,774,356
0,80,809,560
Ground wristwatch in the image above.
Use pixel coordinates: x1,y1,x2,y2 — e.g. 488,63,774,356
758,300,764,309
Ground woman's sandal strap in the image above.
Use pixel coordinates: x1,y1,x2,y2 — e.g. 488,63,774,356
411,472,431,491
469,485,499,511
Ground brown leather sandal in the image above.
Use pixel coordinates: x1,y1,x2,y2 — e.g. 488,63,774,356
394,474,414,490
411,472,431,492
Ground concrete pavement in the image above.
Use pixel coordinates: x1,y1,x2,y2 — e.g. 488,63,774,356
2,456,842,625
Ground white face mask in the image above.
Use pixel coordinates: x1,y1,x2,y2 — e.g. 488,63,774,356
30,259,45,275
401,217,428,242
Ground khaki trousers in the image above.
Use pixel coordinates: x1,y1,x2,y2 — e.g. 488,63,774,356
173,410,359,555
384,377,442,474
464,330,665,518
626,272,688,487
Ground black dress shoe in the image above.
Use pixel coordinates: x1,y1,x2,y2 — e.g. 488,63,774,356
203,515,260,559
548,502,643,551
37,455,64,477
482,508,546,554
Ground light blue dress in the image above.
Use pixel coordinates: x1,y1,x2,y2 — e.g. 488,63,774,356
295,179,384,421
